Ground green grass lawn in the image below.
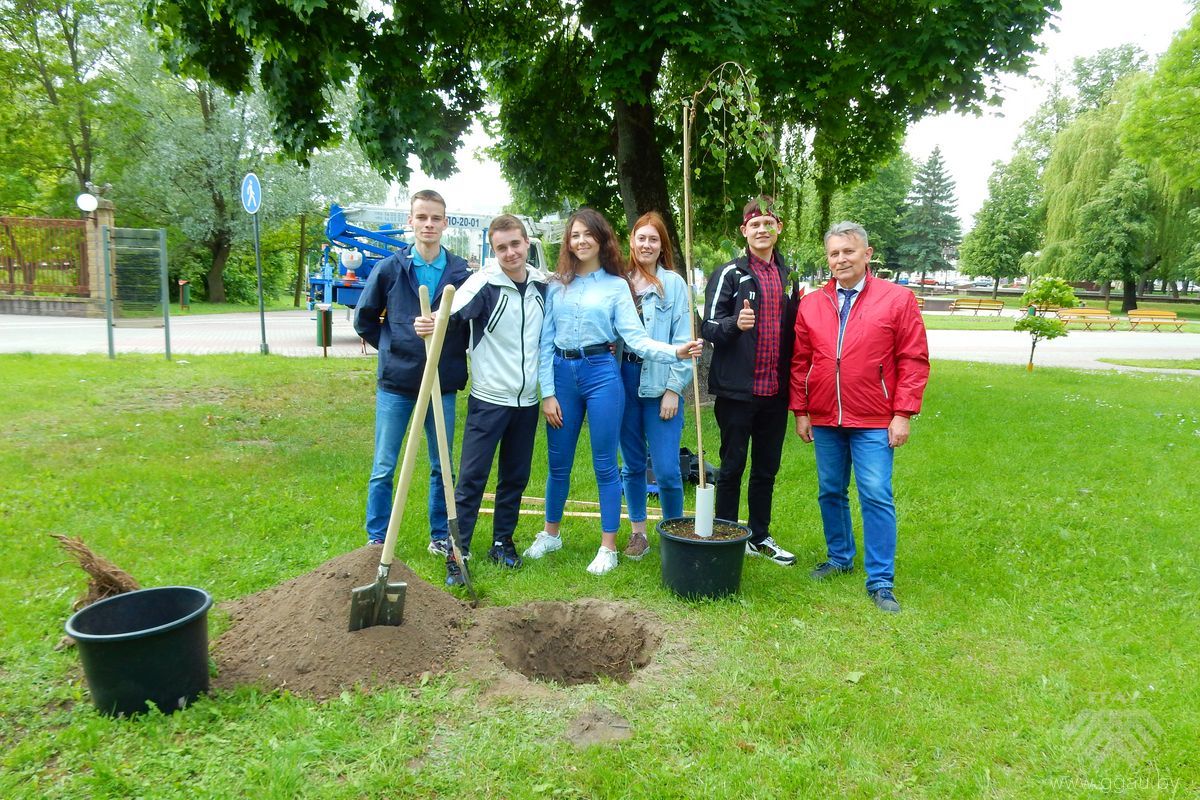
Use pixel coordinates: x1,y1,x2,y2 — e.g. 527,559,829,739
1099,358,1200,370
170,295,301,315
2,355,1198,798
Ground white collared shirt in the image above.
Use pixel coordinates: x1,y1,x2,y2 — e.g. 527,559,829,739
838,275,867,313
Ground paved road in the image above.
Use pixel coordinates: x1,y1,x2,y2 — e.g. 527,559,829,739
2,311,1198,371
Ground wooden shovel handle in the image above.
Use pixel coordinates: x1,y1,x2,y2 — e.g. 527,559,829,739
420,287,458,519
379,285,455,567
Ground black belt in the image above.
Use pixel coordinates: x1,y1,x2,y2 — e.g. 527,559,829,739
622,351,643,364
556,343,612,359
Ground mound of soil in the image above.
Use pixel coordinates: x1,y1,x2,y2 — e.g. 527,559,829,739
213,546,469,700
213,547,665,702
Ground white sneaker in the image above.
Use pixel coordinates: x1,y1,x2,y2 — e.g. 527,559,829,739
523,530,563,559
586,547,619,575
745,535,797,566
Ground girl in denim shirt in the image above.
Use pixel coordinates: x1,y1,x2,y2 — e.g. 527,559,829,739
524,208,703,575
617,211,694,560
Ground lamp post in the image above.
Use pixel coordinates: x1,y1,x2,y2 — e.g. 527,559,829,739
78,192,115,360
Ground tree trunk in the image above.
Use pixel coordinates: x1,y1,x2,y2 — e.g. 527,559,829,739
293,212,307,307
991,277,999,299
1102,281,1112,310
206,237,233,303
1170,280,1179,299
614,96,680,276
1121,278,1138,312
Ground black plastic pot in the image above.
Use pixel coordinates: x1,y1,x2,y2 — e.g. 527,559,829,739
657,518,751,600
65,586,213,716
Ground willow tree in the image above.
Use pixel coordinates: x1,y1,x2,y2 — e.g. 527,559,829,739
1040,98,1124,277
1042,74,1200,304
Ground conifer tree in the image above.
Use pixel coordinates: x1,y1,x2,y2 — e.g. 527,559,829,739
898,147,961,284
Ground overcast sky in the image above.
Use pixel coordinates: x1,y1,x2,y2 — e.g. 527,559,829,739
399,0,1195,228
906,0,1194,227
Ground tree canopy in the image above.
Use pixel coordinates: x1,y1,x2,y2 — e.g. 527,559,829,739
958,152,1041,296
1122,12,1200,193
142,0,1060,249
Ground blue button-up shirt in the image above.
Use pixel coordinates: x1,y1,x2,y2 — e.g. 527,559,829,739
539,270,679,397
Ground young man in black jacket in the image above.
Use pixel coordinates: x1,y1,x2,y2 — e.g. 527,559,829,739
700,195,802,565
354,189,471,553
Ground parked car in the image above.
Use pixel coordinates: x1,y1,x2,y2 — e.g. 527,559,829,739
973,277,993,288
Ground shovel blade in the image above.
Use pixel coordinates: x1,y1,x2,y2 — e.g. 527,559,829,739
348,578,407,632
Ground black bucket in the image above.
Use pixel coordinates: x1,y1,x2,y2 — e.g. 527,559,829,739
65,586,213,716
658,518,752,600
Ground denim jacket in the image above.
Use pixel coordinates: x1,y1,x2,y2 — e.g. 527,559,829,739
620,267,695,399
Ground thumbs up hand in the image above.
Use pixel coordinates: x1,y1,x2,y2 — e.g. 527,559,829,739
736,298,756,331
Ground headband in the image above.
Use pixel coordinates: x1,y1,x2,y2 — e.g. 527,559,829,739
743,208,781,225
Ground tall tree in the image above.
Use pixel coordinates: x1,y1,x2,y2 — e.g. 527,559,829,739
1074,159,1154,311
1039,97,1124,276
897,147,960,283
142,0,1058,251
102,35,385,301
0,0,128,212
1123,11,1200,193
1072,45,1149,112
1014,72,1074,172
959,152,1042,297
832,153,915,273
1041,73,1199,302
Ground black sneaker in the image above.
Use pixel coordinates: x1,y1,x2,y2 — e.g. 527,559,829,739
745,536,796,566
869,587,901,613
428,539,451,557
488,539,523,569
445,556,465,587
809,560,853,580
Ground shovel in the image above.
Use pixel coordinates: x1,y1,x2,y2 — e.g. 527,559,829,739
349,285,455,631
419,286,478,606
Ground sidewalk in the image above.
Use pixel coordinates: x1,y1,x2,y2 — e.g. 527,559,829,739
0,310,372,359
2,310,1198,371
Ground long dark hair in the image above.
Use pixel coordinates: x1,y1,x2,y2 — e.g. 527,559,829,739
555,208,625,284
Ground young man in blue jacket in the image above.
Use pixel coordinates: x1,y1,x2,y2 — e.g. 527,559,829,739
415,215,547,585
354,190,471,553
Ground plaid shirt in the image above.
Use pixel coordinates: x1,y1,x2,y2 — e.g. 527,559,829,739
747,251,783,396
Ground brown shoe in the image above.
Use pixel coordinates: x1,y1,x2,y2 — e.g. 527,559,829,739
623,532,649,560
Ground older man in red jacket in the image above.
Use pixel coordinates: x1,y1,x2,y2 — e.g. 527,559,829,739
791,221,929,613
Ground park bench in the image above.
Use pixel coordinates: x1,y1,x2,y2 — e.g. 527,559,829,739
949,298,1005,316
914,295,924,310
1128,309,1187,332
1031,303,1063,316
1056,307,1120,331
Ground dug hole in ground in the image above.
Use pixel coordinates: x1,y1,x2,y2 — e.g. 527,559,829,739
213,546,666,704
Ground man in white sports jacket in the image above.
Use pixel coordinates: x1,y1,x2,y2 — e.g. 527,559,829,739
416,214,547,586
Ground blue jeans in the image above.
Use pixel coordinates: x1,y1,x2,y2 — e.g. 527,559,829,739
619,359,685,522
812,426,896,591
365,388,456,544
546,353,625,533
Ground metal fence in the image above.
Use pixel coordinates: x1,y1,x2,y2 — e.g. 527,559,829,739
100,226,172,359
0,216,89,296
